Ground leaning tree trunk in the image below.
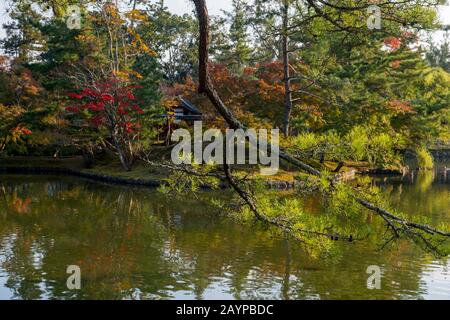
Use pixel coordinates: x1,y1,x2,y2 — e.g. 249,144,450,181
282,0,293,137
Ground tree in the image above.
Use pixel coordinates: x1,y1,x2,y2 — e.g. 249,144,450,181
67,80,145,171
0,1,162,159
242,0,299,136
139,2,199,83
243,0,441,136
1,0,45,62
216,0,254,72
426,31,450,72
57,2,161,166
0,104,31,153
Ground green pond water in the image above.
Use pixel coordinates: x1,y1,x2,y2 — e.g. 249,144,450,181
0,161,449,300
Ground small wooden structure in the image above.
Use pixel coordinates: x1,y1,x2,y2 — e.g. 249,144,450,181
166,98,203,124
162,98,203,145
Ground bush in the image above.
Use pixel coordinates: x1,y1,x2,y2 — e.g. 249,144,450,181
416,147,434,169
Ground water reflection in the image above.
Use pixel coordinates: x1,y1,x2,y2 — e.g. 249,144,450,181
373,162,450,226
0,163,449,300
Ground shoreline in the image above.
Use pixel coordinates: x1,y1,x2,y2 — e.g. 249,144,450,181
0,165,406,190
0,166,163,188
0,166,302,190
0,155,426,190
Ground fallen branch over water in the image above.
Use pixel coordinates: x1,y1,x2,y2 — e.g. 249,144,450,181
223,162,356,243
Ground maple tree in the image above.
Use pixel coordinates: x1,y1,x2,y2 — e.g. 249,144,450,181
0,104,32,153
67,79,145,171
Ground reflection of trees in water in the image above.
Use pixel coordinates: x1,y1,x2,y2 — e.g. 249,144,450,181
0,176,446,299
375,164,450,226
0,178,176,299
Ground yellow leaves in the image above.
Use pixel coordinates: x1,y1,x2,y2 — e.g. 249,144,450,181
139,42,157,56
41,114,59,126
112,70,144,81
7,126,32,144
125,9,148,22
18,70,41,97
129,70,143,79
104,3,120,19
113,70,131,81
0,104,24,120
415,147,434,170
75,34,96,43
126,27,136,36
130,32,157,56
163,99,178,110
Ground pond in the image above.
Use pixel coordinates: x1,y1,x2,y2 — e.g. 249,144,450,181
0,161,449,300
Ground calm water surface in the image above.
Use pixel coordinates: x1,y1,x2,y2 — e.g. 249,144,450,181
0,161,449,300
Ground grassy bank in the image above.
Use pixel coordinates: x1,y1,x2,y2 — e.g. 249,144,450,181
0,153,405,189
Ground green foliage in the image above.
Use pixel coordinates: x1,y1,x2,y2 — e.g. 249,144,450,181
426,31,450,72
0,0,45,61
286,125,402,168
415,147,434,169
0,104,26,153
216,0,254,72
157,161,221,196
139,3,199,83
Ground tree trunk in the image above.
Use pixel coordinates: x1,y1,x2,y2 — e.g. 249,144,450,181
195,0,210,94
334,161,344,173
118,149,131,171
282,0,292,137
114,137,132,172
192,0,319,175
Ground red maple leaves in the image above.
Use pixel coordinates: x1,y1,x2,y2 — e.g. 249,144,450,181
384,37,402,50
11,126,32,136
387,100,415,114
66,79,144,134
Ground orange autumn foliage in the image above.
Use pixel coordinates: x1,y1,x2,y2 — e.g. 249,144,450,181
162,61,320,130
384,37,402,50
387,100,415,114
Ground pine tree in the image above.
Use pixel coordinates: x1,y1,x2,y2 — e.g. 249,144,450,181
217,0,254,73
1,0,45,62
426,31,450,72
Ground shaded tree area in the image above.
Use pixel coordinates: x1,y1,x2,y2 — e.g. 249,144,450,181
0,0,164,166
1,0,448,162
